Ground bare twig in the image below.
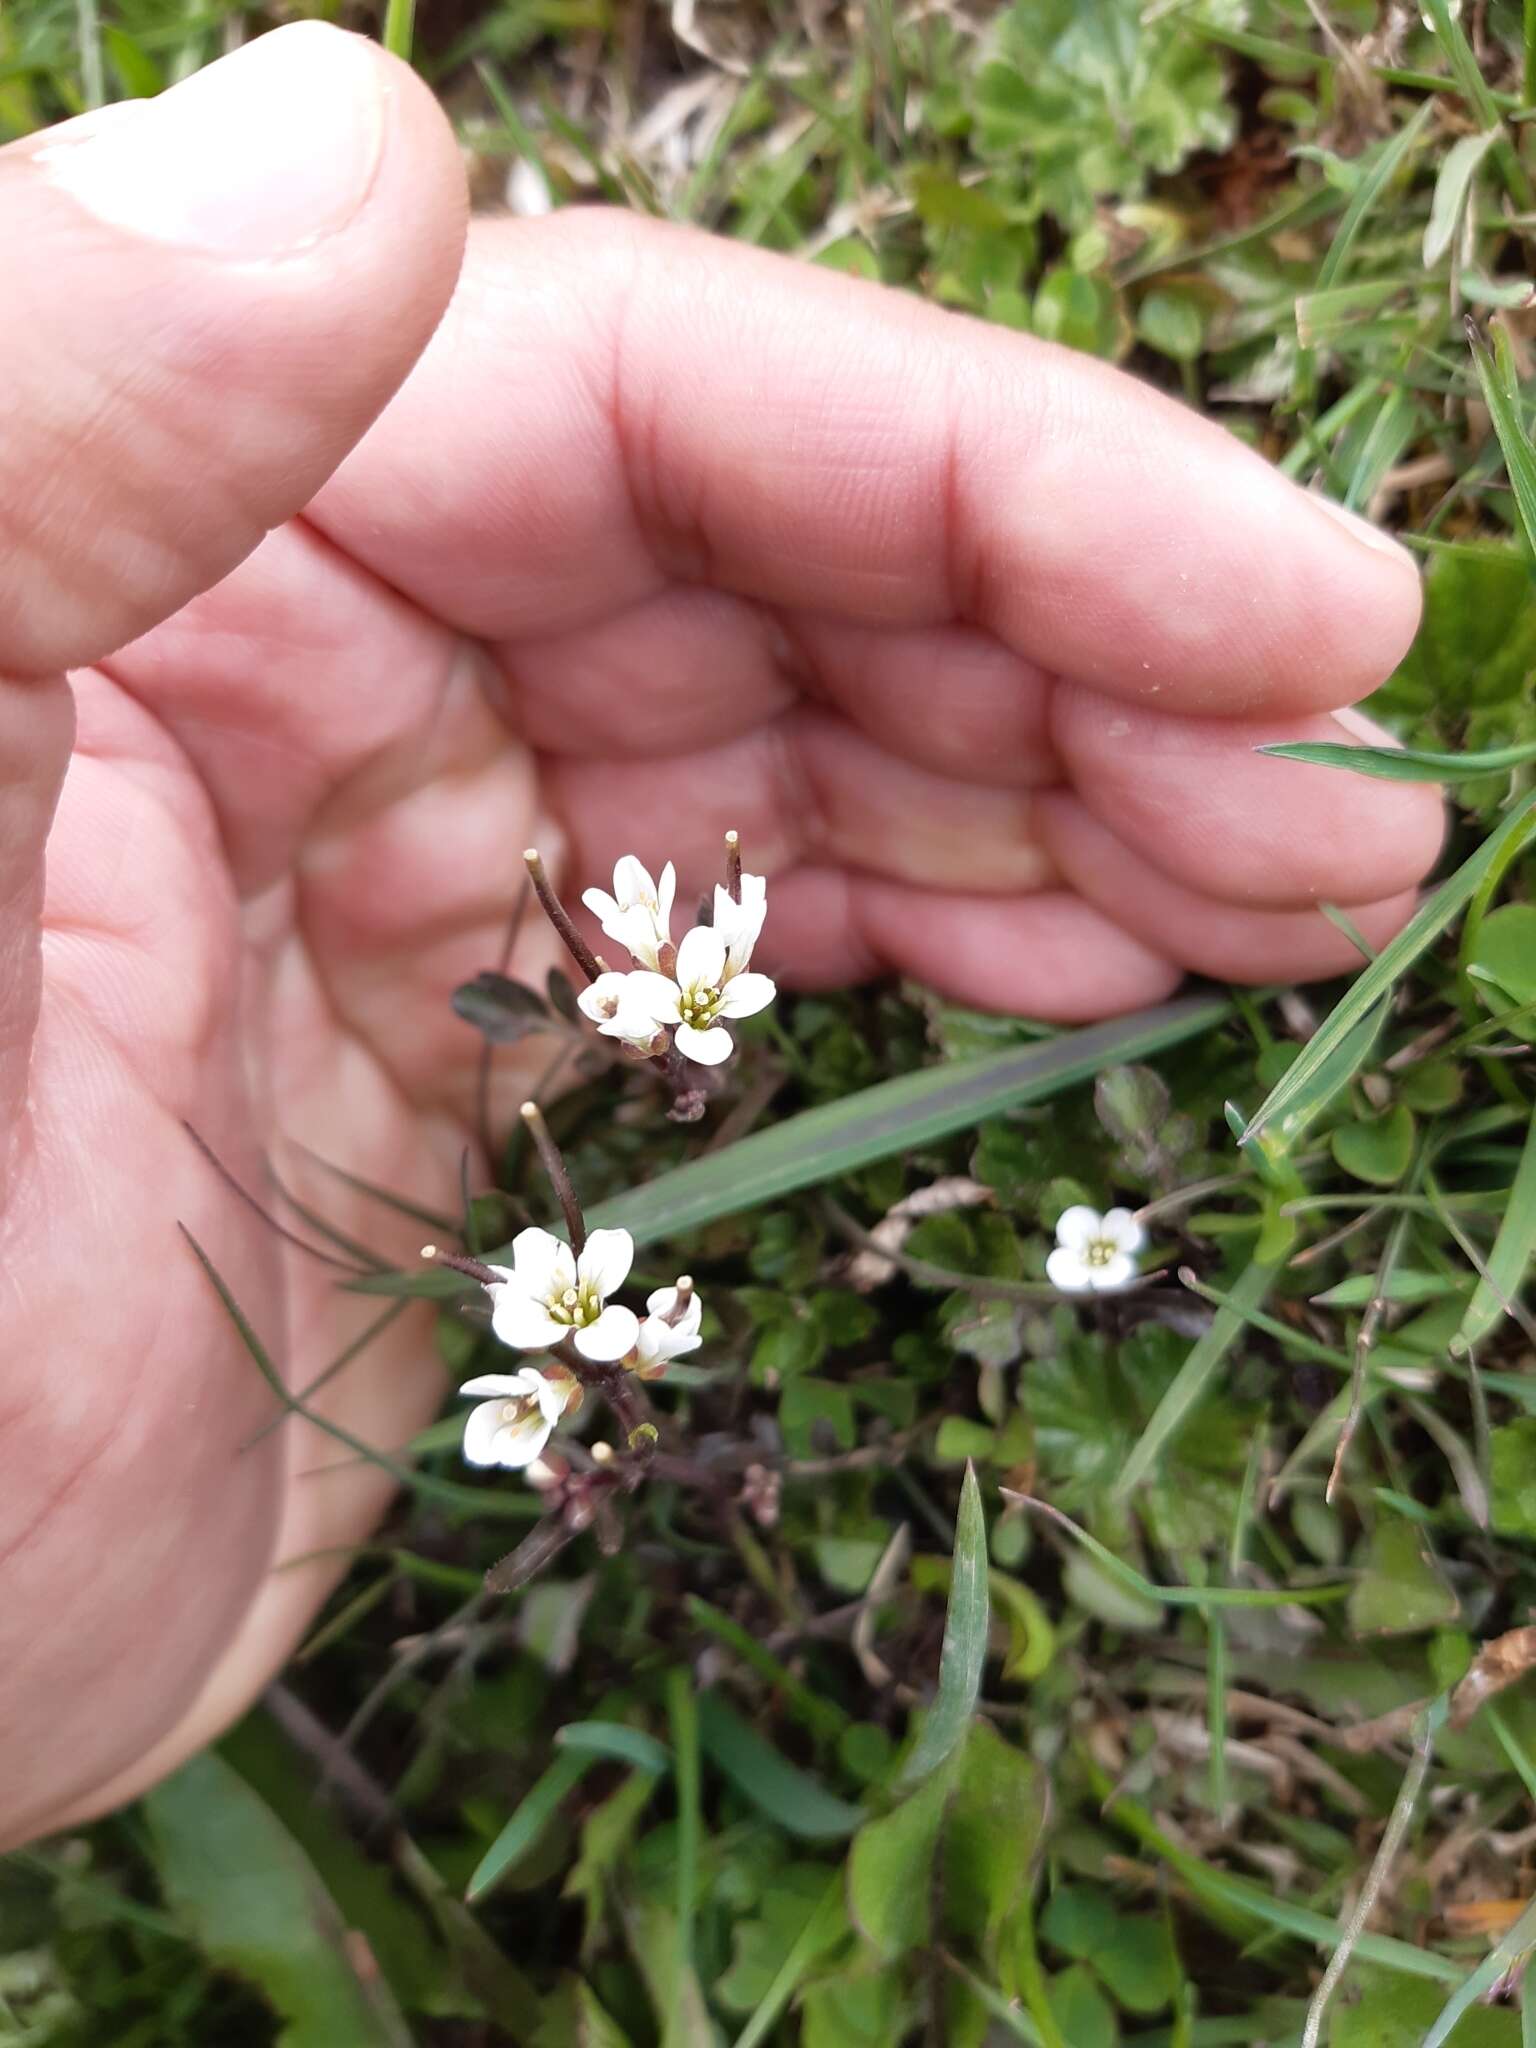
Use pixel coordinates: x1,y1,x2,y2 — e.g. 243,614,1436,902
524,846,603,983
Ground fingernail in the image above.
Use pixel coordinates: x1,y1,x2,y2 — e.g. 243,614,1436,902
35,24,385,257
1308,492,1418,569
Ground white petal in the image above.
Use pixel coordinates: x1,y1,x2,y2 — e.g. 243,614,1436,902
579,1227,634,1300
612,855,656,911
646,1286,703,1341
576,971,636,1023
656,860,676,933
462,1399,511,1466
1046,1246,1093,1293
458,1370,541,1399
634,1314,698,1366
574,1303,641,1362
509,1226,571,1298
623,971,684,1025
491,1409,557,1468
582,887,622,930
1089,1253,1137,1293
612,903,664,971
676,923,726,989
718,971,775,1018
491,1292,568,1352
531,1372,571,1424
1054,1206,1104,1252
1101,1207,1146,1254
675,1021,733,1066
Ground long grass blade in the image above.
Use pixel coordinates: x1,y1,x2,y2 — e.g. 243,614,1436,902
894,1462,989,1791
1458,1103,1536,1352
1243,793,1536,1146
1468,318,1536,556
1258,734,1536,782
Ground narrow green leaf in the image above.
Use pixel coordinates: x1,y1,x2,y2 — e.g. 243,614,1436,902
684,1595,851,1738
579,996,1228,1248
1243,793,1536,1146
895,1463,989,1791
1258,733,1536,782
1316,99,1435,290
466,1753,593,1903
143,1753,412,2047
1423,128,1498,266
730,1874,848,2048
1469,319,1536,559
664,1666,702,2048
1458,1105,1536,1352
1114,1259,1277,1499
847,1766,951,1960
695,1693,864,1839
554,1722,671,1777
380,0,416,62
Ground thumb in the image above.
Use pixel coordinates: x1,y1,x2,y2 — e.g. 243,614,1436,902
0,24,466,1119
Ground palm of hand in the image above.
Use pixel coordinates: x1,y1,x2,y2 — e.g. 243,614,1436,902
2,52,1437,1846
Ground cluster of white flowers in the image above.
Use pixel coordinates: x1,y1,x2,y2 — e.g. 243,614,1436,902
574,856,775,1067
457,1224,701,1470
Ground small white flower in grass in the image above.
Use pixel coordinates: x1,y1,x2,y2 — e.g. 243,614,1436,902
582,856,676,972
483,1225,641,1361
624,881,776,1066
458,1367,567,1469
1046,1205,1145,1295
630,1281,703,1378
576,970,666,1054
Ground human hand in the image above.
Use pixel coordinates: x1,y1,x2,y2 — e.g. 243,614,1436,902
0,23,1438,1846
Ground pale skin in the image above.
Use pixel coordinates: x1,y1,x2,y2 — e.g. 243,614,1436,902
0,26,1442,1846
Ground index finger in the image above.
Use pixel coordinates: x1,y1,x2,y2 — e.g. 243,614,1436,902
310,210,1421,717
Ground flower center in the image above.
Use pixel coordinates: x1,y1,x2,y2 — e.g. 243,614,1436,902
546,1280,600,1327
1084,1236,1118,1268
679,983,722,1027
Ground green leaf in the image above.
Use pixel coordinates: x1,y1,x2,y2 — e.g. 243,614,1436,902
895,1463,990,1791
1458,1106,1536,1353
1466,904,1536,1006
554,1722,671,1777
534,1977,637,2048
941,1722,1047,1962
466,1753,594,1903
450,970,551,1044
1423,129,1498,267
1468,320,1536,560
1348,1520,1459,1637
1332,1105,1416,1186
1258,734,1536,783
1315,99,1435,291
580,996,1228,1248
1046,1963,1120,2048
1333,1976,1520,2047
1114,1258,1277,1499
696,1693,865,1840
1242,793,1536,1148
142,1753,412,2047
730,1875,850,2048
1419,1894,1536,2048
1314,1270,1466,1309
1490,1420,1536,1537
847,1766,951,1961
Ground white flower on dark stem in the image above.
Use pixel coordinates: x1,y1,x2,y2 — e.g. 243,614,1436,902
458,1367,567,1469
482,1226,640,1361
624,924,776,1066
1046,1206,1145,1295
576,971,666,1054
582,856,676,972
712,873,767,975
630,1282,704,1377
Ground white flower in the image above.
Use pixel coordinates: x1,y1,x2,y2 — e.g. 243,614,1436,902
625,922,776,1067
458,1367,567,1469
1046,1206,1145,1295
482,1226,641,1361
712,872,767,976
576,970,666,1054
631,1282,704,1376
582,856,676,972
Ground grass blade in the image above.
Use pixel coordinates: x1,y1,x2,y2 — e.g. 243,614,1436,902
1257,734,1536,782
1114,1257,1278,1499
730,1873,847,2048
554,1721,671,1776
1428,1895,1536,2046
664,1669,701,2048
583,995,1229,1248
1457,1102,1536,1352
1468,318,1536,557
380,0,416,63
466,1752,593,1903
1242,792,1536,1146
894,1462,989,1791
1315,99,1434,291
695,1693,864,1839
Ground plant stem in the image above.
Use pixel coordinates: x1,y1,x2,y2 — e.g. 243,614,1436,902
523,847,603,983
520,1100,586,1254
